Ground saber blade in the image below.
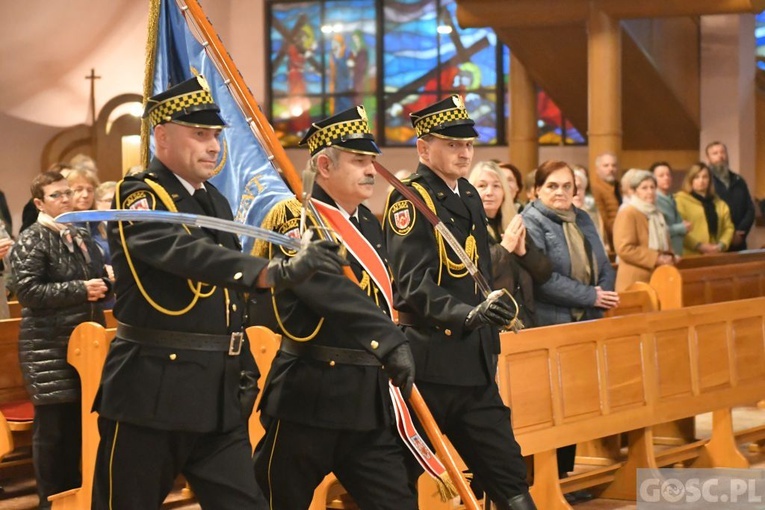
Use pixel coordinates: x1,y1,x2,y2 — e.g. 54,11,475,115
55,210,303,251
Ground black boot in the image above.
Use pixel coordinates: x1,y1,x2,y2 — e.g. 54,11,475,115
498,491,537,510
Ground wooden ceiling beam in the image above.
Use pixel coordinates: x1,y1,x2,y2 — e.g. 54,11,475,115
457,0,765,29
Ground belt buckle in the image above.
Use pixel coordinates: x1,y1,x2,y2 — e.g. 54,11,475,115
228,332,243,356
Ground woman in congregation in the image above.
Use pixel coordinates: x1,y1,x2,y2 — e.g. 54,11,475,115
571,165,609,252
612,170,676,292
650,161,690,256
521,160,618,498
498,162,525,212
10,171,110,509
675,162,734,257
469,161,551,329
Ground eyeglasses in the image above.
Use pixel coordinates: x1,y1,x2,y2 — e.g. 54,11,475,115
46,190,74,200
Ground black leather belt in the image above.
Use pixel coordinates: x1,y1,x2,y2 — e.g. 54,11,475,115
117,322,244,356
279,337,382,366
397,311,427,328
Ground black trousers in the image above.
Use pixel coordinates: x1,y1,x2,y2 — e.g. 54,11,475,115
92,417,267,510
33,402,82,508
253,418,417,510
408,381,529,502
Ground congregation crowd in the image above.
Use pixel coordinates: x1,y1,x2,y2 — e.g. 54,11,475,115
0,78,758,510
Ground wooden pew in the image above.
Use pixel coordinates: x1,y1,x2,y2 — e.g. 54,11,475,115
49,322,115,510
604,282,659,318
650,260,765,310
7,300,21,318
0,317,33,469
499,297,765,509
650,259,765,445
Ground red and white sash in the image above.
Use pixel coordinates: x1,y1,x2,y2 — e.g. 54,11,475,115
311,198,456,501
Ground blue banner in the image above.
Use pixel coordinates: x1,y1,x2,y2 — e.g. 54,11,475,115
151,0,293,252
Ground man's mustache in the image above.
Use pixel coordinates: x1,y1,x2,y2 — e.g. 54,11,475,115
359,177,375,185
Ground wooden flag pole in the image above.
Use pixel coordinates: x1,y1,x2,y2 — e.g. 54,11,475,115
166,2,480,508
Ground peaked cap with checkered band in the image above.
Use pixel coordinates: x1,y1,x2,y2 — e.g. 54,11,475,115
300,106,381,156
410,95,477,139
143,75,226,128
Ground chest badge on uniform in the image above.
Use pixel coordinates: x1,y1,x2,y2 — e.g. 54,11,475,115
388,200,416,236
122,190,156,211
276,218,301,256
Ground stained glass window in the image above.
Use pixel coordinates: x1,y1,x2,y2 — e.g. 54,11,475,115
267,0,584,147
756,12,765,70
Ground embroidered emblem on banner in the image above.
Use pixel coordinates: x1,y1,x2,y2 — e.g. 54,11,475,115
388,200,415,236
123,190,156,211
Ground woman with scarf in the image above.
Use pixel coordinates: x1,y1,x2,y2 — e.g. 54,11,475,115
675,163,734,257
521,161,617,496
469,161,551,329
613,170,676,292
10,171,110,509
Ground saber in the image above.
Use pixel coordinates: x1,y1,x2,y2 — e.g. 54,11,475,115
374,161,523,332
375,161,494,296
55,210,303,251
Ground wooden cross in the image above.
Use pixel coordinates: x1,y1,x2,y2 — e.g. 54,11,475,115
85,68,101,125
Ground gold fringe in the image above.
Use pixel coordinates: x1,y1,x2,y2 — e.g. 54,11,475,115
141,0,162,169
251,198,302,257
435,473,459,502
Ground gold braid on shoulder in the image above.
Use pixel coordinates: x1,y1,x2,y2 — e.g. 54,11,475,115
410,181,478,285
115,179,216,316
255,198,324,342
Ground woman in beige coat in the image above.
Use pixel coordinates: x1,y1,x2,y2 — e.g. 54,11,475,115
613,170,676,291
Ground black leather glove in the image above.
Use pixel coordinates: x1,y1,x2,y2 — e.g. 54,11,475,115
238,370,260,419
383,343,415,400
265,239,348,291
464,297,514,330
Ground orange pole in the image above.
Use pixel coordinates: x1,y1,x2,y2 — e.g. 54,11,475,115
410,386,481,510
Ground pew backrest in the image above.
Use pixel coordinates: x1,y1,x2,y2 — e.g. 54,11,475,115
0,318,25,404
650,260,765,310
245,326,280,450
604,281,660,317
499,297,765,455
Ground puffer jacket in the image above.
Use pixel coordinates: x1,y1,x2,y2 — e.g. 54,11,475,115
522,200,615,326
10,222,109,405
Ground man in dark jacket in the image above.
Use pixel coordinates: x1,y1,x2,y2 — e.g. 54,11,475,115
251,106,416,509
91,76,347,510
706,141,755,251
384,96,536,510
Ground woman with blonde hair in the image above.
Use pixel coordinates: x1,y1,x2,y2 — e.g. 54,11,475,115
675,163,734,256
469,161,551,328
66,168,99,214
613,170,675,291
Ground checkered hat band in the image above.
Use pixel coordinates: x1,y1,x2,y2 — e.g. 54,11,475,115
307,119,372,154
414,108,470,137
147,90,216,127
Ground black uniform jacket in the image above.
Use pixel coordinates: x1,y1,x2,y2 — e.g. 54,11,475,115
94,159,269,433
251,185,407,431
384,163,497,386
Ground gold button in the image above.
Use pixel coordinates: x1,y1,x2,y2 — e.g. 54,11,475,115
234,271,243,280
169,353,177,360
329,360,336,367
232,304,237,312
444,329,452,336
370,340,379,350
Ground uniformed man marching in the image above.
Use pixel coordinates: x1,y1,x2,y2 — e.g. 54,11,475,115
91,76,346,510
384,96,537,510
251,106,418,510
